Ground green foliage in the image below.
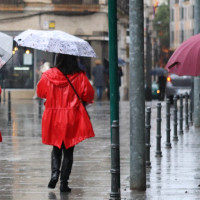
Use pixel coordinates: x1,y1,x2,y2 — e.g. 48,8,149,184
153,3,170,48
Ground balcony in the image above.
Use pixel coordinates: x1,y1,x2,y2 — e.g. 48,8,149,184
0,0,24,3
52,0,100,12
0,0,24,11
52,0,99,4
0,0,100,12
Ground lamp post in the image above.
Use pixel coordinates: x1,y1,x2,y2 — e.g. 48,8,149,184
108,0,120,198
129,0,146,190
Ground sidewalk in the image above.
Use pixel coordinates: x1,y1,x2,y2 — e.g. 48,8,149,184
121,101,200,200
0,99,200,200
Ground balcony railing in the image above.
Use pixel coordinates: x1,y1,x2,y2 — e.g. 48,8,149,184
0,0,99,4
0,0,24,4
52,0,99,4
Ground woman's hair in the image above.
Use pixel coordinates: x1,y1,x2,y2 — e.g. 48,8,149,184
56,54,83,75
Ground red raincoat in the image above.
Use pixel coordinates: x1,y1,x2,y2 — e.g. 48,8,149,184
37,67,95,149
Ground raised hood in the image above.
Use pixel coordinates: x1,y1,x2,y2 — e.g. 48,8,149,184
42,67,80,87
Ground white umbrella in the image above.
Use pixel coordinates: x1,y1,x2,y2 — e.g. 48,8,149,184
14,29,96,58
0,32,13,68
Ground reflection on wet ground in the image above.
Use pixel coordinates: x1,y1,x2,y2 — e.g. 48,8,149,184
0,100,200,199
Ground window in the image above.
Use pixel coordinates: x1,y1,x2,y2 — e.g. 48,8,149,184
181,7,184,19
171,31,174,43
192,5,195,19
181,30,184,42
0,46,34,89
171,9,174,21
192,29,194,35
185,7,187,20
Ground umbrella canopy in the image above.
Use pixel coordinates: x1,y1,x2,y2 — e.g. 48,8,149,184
14,29,96,58
165,33,200,76
150,67,168,76
0,32,13,68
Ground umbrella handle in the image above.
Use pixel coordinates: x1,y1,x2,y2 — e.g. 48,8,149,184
54,54,57,66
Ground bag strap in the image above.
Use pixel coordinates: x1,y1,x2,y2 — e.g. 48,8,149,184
65,75,89,117
65,75,83,103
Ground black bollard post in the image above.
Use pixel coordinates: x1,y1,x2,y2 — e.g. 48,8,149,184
3,80,5,103
166,99,172,148
179,94,184,134
145,107,151,168
110,120,120,200
189,94,193,126
155,103,162,157
185,92,189,130
173,95,178,141
8,91,11,125
38,98,42,119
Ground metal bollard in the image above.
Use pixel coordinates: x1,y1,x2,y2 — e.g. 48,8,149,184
155,103,162,157
110,120,120,200
189,94,193,126
173,95,178,141
179,94,184,134
8,91,11,125
145,107,151,168
166,99,172,148
185,92,189,130
3,80,5,103
38,98,42,119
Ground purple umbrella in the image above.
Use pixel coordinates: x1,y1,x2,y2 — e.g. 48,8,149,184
165,33,200,76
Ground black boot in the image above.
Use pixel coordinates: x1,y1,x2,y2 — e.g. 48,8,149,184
60,146,74,193
60,181,71,192
48,146,62,189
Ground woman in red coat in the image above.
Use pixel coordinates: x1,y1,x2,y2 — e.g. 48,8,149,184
37,54,95,192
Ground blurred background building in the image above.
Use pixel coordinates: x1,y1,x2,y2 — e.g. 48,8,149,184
1,0,190,101
169,0,194,50
0,0,129,99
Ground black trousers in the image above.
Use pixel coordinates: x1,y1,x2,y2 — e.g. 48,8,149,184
51,143,75,182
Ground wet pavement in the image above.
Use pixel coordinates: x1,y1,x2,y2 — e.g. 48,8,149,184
0,99,200,199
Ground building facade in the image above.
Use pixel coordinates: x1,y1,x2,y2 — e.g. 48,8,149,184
0,1,97,95
170,0,194,50
0,0,130,99
0,0,107,87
